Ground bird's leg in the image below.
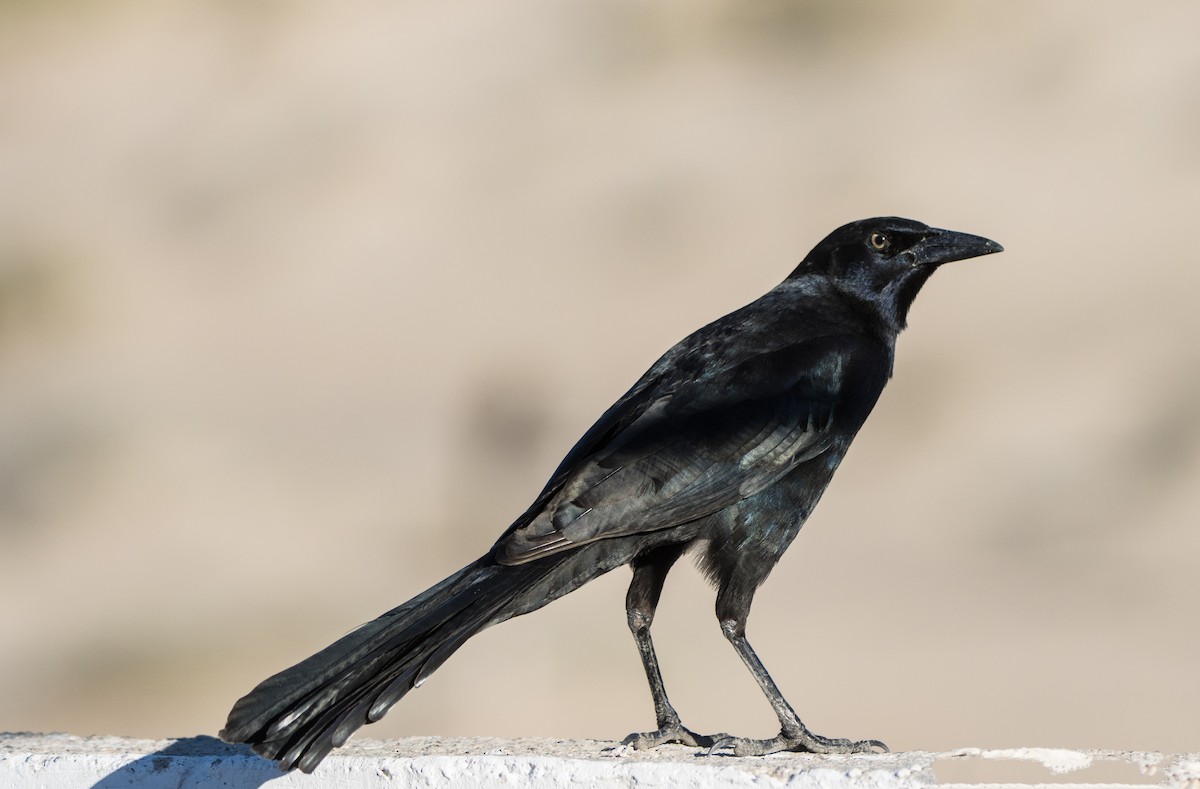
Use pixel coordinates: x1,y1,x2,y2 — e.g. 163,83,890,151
621,546,714,750
709,586,887,757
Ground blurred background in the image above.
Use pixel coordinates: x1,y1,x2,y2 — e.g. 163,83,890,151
1,0,1197,755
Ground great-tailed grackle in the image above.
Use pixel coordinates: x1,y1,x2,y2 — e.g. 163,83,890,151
221,217,1002,772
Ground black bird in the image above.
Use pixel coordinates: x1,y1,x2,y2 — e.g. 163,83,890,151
221,217,1002,772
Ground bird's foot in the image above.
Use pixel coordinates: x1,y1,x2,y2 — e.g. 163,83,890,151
708,729,887,757
622,720,716,750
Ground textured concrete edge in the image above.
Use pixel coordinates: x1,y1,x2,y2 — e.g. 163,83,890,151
0,734,1196,789
0,733,934,789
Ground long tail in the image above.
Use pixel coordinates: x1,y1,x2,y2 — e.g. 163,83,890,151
220,556,556,772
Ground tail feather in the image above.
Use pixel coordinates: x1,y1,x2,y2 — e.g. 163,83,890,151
221,556,555,772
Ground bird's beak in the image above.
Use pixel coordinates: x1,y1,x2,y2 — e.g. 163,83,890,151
917,228,1004,267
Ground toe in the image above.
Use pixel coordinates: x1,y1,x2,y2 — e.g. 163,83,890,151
622,724,713,750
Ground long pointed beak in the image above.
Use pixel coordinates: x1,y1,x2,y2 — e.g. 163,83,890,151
918,228,1004,266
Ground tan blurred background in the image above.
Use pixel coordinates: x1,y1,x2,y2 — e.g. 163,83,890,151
1,0,1197,756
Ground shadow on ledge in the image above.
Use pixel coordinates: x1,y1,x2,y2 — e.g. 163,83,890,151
92,735,285,788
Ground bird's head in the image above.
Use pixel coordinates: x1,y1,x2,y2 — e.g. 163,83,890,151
790,217,1003,330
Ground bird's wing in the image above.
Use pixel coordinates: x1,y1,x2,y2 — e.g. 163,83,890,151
495,335,867,565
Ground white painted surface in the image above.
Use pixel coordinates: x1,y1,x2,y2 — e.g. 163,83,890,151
0,735,1195,789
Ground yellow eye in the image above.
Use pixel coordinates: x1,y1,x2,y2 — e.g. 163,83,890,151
870,232,890,250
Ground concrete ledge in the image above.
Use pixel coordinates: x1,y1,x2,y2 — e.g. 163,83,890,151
0,734,1196,789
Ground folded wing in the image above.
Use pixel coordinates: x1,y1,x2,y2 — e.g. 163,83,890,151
496,337,857,565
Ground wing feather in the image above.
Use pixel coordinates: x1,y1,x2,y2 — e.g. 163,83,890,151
495,337,859,565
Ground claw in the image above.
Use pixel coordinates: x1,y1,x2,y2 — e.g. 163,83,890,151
707,734,759,757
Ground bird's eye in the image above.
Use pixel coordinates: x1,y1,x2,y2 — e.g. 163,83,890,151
869,233,890,251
